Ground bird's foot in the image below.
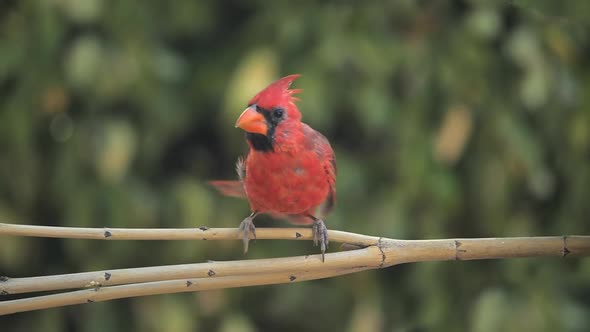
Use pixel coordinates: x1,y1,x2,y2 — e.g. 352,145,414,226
238,212,257,254
312,218,329,262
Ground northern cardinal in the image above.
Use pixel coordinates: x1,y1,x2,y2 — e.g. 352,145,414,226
210,74,336,261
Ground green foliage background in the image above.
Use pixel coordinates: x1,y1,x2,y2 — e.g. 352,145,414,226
1,1,589,331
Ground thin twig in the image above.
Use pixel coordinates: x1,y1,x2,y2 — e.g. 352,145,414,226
1,246,384,294
0,223,380,246
0,267,367,315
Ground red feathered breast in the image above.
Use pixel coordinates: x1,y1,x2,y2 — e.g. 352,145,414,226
244,148,330,215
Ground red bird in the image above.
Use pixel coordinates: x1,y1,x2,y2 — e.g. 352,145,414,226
210,74,336,261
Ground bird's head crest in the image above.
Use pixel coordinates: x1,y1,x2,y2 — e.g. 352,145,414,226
248,74,302,110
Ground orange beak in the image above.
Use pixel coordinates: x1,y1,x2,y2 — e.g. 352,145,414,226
235,106,267,135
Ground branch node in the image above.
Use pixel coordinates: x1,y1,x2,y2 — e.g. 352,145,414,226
198,226,209,231
186,280,193,287
455,240,466,260
0,276,8,282
104,272,111,281
289,275,296,282
207,270,216,277
295,232,302,239
377,237,386,267
1,290,8,295
85,281,102,288
103,229,112,238
562,235,571,257
86,299,94,303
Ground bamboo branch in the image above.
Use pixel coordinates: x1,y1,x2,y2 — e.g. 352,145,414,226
4,236,588,296
1,221,589,316
0,267,367,315
379,236,590,265
1,246,384,294
0,223,380,246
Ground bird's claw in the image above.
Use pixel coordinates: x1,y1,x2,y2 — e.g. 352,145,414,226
238,216,256,254
312,219,329,262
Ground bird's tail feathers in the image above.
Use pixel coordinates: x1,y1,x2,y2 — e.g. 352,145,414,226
208,180,247,198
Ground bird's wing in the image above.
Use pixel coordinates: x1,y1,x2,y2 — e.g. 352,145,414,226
302,124,337,217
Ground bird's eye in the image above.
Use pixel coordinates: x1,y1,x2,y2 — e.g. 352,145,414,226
273,109,284,118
